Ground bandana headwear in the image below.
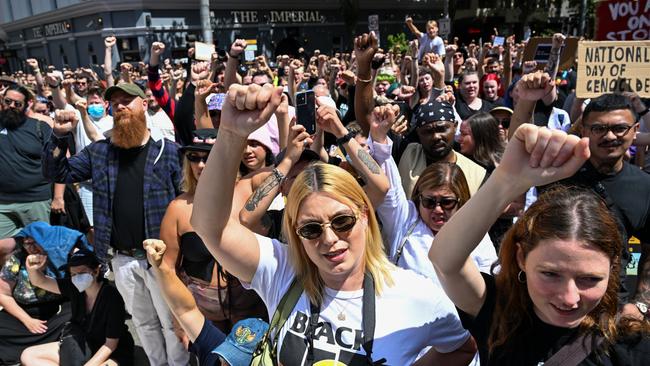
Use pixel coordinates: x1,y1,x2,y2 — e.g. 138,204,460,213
413,100,456,128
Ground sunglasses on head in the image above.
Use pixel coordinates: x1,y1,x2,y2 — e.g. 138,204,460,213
186,153,208,163
295,213,358,240
419,195,459,210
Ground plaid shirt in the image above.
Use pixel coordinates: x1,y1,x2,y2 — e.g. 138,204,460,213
42,135,182,261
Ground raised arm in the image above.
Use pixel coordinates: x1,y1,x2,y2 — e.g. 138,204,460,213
191,83,283,283
144,239,204,342
405,17,423,38
73,100,102,142
194,80,218,129
317,100,389,207
502,36,514,92
224,39,246,90
354,32,379,135
103,36,116,88
430,124,590,316
507,71,554,139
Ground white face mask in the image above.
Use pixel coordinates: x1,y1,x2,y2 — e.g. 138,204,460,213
71,273,94,292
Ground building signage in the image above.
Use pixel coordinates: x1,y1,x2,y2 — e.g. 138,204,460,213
44,21,71,37
229,10,325,24
31,27,43,38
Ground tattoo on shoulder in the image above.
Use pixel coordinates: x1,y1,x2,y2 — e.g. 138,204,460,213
357,148,382,175
244,173,281,212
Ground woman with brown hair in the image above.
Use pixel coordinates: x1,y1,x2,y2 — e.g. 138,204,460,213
458,112,505,174
368,104,497,283
430,123,650,365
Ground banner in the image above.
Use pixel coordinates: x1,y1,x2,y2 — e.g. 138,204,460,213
522,37,579,70
576,41,650,98
595,0,650,41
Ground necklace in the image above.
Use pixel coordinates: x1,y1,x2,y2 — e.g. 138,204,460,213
331,297,351,321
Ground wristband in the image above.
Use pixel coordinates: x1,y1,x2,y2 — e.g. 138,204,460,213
639,108,650,117
271,168,285,184
228,52,241,61
48,82,61,89
357,76,372,83
336,130,357,146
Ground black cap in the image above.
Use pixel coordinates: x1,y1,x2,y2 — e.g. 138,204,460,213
180,128,218,154
274,148,320,167
68,249,101,268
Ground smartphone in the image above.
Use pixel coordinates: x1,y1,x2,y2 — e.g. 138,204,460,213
493,36,505,47
296,90,316,135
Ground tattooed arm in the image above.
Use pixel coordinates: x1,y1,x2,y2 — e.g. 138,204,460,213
239,125,314,234
541,33,564,106
316,102,389,208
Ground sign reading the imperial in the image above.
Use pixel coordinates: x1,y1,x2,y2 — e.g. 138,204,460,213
230,10,324,24
43,21,71,37
577,41,650,98
595,0,650,40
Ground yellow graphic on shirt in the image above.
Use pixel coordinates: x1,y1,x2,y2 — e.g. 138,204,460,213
314,361,348,366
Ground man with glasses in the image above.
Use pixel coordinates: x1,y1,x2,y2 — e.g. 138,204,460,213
396,100,486,197
0,84,53,239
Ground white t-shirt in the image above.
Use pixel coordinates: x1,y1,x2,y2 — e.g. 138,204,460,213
371,136,498,285
247,235,471,365
64,104,113,152
147,109,175,141
418,34,446,60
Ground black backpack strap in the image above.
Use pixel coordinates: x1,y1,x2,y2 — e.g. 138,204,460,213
305,300,321,365
362,272,386,365
542,333,603,366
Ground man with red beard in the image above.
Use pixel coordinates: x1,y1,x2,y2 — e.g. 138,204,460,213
0,84,53,240
42,83,189,365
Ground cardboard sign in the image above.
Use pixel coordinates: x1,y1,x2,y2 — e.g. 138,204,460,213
438,18,450,36
595,0,650,41
194,41,215,61
522,37,579,70
576,41,650,98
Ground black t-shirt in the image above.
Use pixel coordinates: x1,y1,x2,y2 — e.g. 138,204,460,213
459,273,650,366
110,139,151,251
0,117,52,202
57,278,134,364
454,94,495,121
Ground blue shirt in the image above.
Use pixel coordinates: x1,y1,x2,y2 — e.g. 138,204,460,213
418,34,446,60
42,135,182,261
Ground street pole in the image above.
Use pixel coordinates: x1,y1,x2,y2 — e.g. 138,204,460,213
200,0,213,44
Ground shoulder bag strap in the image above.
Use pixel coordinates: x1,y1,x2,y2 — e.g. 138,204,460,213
362,272,386,365
542,333,602,366
267,277,303,345
393,221,418,265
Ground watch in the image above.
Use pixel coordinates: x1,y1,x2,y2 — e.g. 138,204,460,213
336,130,357,146
639,108,649,117
635,301,648,316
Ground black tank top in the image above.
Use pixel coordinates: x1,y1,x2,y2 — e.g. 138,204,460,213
179,232,214,282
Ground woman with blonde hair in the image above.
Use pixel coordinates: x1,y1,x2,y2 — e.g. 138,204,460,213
430,124,650,365
160,129,266,339
192,83,476,365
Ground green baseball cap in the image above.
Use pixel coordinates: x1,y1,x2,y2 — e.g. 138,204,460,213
104,83,146,101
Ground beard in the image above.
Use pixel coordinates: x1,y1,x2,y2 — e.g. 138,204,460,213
0,108,26,130
111,108,148,149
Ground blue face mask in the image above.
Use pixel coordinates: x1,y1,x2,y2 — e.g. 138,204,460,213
87,104,104,120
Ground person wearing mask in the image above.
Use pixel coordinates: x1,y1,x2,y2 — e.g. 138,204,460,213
42,83,189,366
0,84,53,239
22,249,134,366
430,123,650,365
192,82,476,365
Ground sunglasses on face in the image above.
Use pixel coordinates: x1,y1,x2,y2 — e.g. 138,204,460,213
419,195,459,210
495,117,511,129
3,97,24,109
186,154,208,163
295,213,358,240
587,123,636,138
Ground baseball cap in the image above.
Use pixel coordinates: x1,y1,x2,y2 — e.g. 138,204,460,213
489,106,514,115
68,248,101,268
104,83,146,101
179,128,218,154
212,318,269,366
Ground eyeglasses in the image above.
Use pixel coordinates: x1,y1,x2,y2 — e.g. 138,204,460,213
186,154,208,164
453,53,464,59
295,213,358,240
587,123,636,137
3,97,25,109
419,195,459,210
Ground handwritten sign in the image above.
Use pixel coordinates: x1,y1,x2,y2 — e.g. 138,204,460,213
595,0,650,41
576,41,650,98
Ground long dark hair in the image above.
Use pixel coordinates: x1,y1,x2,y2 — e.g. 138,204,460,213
465,112,505,169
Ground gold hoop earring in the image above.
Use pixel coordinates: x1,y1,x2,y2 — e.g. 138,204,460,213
517,270,526,283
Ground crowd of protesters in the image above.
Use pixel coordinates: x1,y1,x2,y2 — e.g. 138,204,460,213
0,14,650,366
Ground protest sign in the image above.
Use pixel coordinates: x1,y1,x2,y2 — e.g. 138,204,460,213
576,40,650,98
194,41,215,61
522,37,579,70
595,0,650,41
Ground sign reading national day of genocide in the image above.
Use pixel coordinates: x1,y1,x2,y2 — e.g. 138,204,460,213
577,41,650,98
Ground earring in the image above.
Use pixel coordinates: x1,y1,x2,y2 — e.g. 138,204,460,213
517,270,526,283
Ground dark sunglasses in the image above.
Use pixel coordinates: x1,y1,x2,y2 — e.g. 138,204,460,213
186,154,208,163
495,117,510,129
3,97,24,109
419,195,459,210
295,213,357,240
